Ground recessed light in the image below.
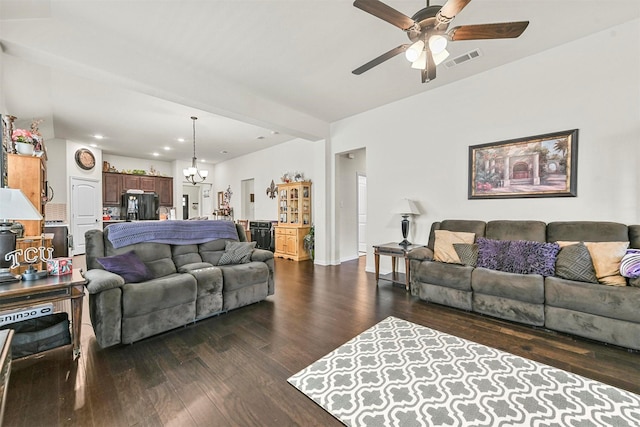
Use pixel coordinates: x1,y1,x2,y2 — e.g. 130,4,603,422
163,146,171,151
152,152,159,157
93,134,104,139
90,143,98,148
177,138,185,142
270,130,279,135
256,136,265,140
220,150,228,154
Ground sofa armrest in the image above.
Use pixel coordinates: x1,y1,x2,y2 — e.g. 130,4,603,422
251,248,274,262
84,269,126,294
408,246,434,261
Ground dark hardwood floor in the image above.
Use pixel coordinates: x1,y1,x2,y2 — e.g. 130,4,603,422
5,257,640,426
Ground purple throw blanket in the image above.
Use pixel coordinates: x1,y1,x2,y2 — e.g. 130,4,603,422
106,220,239,248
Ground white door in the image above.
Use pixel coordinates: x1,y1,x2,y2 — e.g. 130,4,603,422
357,173,367,254
70,177,101,255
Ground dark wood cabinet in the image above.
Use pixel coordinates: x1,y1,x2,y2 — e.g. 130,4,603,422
102,173,122,206
122,175,140,191
156,177,173,206
140,176,156,192
102,173,173,207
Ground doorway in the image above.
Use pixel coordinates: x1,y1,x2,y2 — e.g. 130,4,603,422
182,194,189,219
241,178,255,220
357,173,367,256
70,177,101,255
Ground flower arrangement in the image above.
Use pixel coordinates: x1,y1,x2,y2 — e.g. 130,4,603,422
12,119,43,146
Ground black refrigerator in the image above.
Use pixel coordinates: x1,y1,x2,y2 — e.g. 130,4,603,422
121,192,159,220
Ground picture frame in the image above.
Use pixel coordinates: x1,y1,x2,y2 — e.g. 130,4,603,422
469,129,578,199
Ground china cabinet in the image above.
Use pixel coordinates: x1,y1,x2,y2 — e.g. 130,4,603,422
274,181,311,261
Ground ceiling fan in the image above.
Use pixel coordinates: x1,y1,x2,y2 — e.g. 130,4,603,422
352,0,529,83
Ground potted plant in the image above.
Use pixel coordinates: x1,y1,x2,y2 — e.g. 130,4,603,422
303,225,314,260
11,119,43,155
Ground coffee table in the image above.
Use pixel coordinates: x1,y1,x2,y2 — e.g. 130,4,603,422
0,269,86,359
373,242,422,291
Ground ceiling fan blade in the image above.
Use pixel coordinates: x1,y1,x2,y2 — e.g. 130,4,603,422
353,0,418,31
421,49,436,83
448,21,530,41
435,0,472,28
352,44,409,75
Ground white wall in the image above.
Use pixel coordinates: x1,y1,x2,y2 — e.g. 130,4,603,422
211,138,320,221
331,19,640,274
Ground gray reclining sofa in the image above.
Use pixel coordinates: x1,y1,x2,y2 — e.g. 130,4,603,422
83,222,274,348
409,220,640,350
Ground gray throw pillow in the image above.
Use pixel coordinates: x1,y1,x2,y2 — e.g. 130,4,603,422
453,243,478,267
555,243,598,283
218,241,256,265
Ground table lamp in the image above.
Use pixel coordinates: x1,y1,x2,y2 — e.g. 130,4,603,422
0,187,43,283
393,198,419,247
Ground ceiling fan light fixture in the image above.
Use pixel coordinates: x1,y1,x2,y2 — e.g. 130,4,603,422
428,35,448,54
411,50,427,69
433,48,450,66
405,40,425,62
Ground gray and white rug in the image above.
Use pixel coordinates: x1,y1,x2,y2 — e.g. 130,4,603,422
288,316,640,427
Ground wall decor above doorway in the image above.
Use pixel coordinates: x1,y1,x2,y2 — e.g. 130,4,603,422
468,129,578,199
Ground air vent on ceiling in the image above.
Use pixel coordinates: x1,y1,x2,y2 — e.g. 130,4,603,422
445,49,482,68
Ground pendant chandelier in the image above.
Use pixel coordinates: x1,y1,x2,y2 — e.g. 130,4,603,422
183,116,208,185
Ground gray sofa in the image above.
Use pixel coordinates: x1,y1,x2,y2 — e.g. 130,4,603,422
409,220,640,350
84,223,274,348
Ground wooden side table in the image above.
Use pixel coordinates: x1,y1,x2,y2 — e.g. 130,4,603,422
373,242,422,291
0,270,86,359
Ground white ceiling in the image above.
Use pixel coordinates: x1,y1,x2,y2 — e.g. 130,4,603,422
1,0,638,165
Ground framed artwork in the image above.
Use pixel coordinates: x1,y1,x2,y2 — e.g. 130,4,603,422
469,129,578,199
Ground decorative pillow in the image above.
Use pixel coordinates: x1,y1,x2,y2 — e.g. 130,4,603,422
476,238,511,271
477,238,559,276
218,241,256,265
583,241,629,286
97,250,153,283
453,243,478,267
620,249,640,279
554,243,598,283
433,230,475,264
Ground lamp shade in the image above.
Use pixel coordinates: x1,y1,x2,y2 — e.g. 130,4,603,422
0,188,42,220
392,198,419,215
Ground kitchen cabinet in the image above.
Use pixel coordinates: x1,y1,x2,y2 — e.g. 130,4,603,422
7,154,45,236
156,177,173,207
102,173,122,206
102,173,173,207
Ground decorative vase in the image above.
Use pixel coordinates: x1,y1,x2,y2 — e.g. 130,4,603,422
15,142,34,155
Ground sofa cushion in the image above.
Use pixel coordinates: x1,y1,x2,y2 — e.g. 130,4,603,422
547,221,629,243
476,238,559,276
121,273,197,317
218,241,256,265
486,220,546,242
412,261,473,292
546,276,640,323
97,250,153,283
433,230,475,264
620,249,640,279
472,267,545,304
172,244,203,269
219,262,269,292
453,243,478,267
554,243,598,283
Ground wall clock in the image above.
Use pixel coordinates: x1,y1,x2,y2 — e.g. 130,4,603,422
75,148,95,170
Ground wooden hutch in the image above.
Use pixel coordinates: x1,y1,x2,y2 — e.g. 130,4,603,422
274,181,311,261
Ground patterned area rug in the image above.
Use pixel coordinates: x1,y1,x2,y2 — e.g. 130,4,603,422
288,316,640,427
